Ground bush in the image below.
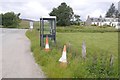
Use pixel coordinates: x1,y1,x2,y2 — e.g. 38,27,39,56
1,12,21,28
91,24,97,26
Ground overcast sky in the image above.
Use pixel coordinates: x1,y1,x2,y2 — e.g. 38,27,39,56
0,0,119,21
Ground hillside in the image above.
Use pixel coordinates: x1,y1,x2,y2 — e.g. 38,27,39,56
19,19,39,29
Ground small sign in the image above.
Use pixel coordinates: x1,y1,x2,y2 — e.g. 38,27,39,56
30,21,33,29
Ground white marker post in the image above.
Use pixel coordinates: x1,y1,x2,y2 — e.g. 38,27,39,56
30,21,33,31
82,41,86,60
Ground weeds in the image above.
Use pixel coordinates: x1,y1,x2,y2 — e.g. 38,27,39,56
26,29,118,78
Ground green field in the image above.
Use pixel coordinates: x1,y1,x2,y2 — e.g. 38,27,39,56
26,28,118,78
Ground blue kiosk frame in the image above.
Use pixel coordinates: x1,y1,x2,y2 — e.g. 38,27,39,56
40,16,56,47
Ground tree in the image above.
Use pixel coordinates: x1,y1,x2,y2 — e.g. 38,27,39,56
49,2,74,26
105,3,119,18
74,14,81,25
114,10,119,18
2,12,21,28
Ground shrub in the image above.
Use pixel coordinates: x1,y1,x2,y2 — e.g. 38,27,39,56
1,12,21,28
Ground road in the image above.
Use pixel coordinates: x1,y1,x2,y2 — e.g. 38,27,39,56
0,28,2,79
1,28,45,78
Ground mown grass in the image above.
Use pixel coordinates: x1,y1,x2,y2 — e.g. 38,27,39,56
26,28,118,78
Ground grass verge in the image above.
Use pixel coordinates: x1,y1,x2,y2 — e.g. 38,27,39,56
26,29,118,78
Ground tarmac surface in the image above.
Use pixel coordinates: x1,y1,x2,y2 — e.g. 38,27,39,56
1,28,45,78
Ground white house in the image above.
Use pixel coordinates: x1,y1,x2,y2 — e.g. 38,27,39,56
86,16,120,29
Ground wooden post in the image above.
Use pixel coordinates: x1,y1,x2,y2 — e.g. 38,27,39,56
110,54,114,67
82,41,86,60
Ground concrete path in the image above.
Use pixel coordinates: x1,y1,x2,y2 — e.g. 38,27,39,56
1,28,45,78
